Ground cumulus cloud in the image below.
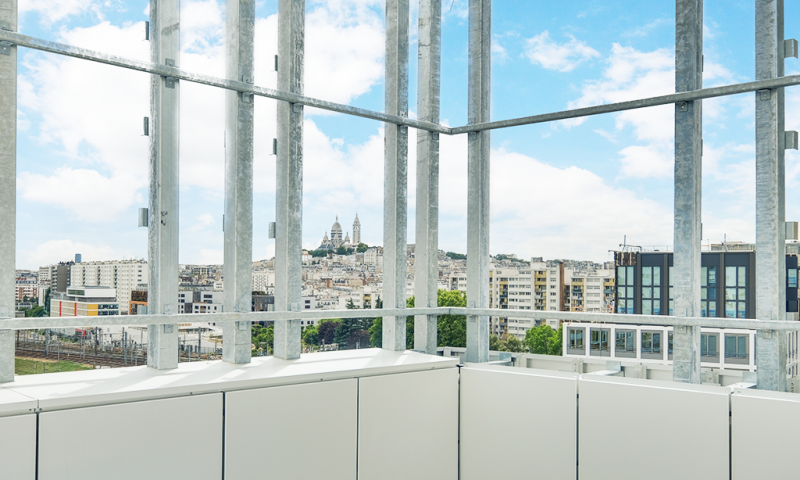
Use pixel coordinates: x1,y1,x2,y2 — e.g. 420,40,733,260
523,31,600,72
19,0,96,24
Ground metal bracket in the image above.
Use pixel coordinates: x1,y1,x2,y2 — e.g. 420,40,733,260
758,89,771,101
240,92,253,103
274,54,278,72
0,41,11,56
240,74,254,84
164,58,177,88
268,222,276,239
0,20,11,31
290,302,299,312
161,211,168,226
292,103,302,114
237,321,248,331
143,117,149,136
786,131,799,150
145,21,150,41
785,39,798,59
677,102,689,112
272,138,277,155
138,208,149,227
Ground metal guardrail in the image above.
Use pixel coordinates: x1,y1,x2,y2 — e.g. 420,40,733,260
2,307,799,332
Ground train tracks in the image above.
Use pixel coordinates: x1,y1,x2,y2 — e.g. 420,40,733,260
15,348,146,368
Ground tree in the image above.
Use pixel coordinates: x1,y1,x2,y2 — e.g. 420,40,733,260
523,323,563,356
252,324,274,354
333,318,372,349
369,317,382,347
318,319,341,345
336,246,348,255
302,324,320,347
446,252,466,260
25,305,47,318
310,250,328,258
503,333,524,353
489,334,501,351
405,289,468,349
345,298,357,310
356,243,369,253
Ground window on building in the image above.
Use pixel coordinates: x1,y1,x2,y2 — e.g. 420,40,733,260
668,266,674,315
590,329,610,356
569,328,584,350
789,268,798,288
701,266,718,317
615,330,636,358
641,331,663,358
641,266,661,315
725,266,747,319
725,334,748,359
701,333,718,357
616,266,634,314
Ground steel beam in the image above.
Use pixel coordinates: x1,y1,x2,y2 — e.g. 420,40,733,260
755,0,787,391
413,0,441,355
672,0,703,385
382,0,410,352
0,0,16,383
8,307,800,333
273,0,304,360
465,0,490,363
147,0,180,370
0,30,447,134
222,0,255,364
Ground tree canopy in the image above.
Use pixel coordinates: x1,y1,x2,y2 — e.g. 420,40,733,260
370,289,467,349
356,243,369,253
445,252,466,260
523,323,563,356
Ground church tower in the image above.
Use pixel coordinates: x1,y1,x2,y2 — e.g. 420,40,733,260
353,214,361,245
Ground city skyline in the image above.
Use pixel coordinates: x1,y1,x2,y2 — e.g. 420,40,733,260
12,1,800,270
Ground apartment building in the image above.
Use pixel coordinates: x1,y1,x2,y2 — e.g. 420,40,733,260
69,260,147,315
50,286,119,318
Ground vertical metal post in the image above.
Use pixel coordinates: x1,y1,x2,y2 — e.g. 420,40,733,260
147,0,180,370
274,0,304,360
672,0,703,384
382,0,410,352
222,0,255,364
0,0,16,383
413,0,441,355
755,0,787,391
465,0,490,363
777,0,786,321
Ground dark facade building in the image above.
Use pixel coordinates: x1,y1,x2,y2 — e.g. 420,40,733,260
614,251,799,319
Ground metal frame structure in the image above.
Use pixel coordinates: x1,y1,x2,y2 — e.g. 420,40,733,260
0,0,797,390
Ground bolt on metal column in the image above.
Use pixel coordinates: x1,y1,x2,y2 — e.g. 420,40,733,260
147,0,180,370
413,0,441,355
756,0,787,391
382,0,409,352
222,0,255,364
274,0,304,360
0,0,17,383
465,0,490,363
672,0,703,384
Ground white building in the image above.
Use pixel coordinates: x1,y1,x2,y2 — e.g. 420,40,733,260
70,260,147,314
50,286,119,318
253,270,274,293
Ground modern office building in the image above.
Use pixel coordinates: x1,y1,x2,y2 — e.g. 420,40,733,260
49,286,119,318
70,260,147,315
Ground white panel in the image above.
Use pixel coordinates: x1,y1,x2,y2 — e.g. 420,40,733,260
358,368,458,480
579,376,728,480
731,388,800,479
460,365,576,480
38,393,222,480
0,414,36,479
225,379,357,479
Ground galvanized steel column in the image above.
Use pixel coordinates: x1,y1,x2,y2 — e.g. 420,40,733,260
147,0,180,370
777,0,786,321
413,0,441,354
274,0,304,360
755,0,787,391
0,0,16,383
672,0,703,384
465,0,490,363
222,0,255,364
382,0,409,352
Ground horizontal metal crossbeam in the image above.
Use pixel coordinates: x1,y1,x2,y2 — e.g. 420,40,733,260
5,30,800,137
3,307,800,332
450,75,800,133
0,30,450,134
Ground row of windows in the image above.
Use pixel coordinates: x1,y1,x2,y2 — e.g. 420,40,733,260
569,328,750,360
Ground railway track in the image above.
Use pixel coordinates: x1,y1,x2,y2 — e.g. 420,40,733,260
15,348,146,368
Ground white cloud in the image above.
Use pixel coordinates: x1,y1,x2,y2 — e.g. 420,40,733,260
523,31,600,72
19,0,96,23
191,213,216,231
19,239,122,269
489,149,673,260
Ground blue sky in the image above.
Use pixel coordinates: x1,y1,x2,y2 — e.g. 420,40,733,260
11,0,800,270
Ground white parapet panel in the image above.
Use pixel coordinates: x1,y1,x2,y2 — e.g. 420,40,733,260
38,393,222,480
731,387,800,479
578,375,729,480
225,379,358,479
0,414,36,480
358,368,459,480
460,364,577,480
